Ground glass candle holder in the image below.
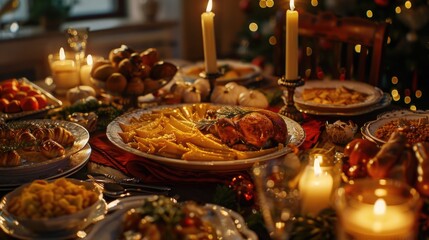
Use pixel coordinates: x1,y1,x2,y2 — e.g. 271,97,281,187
334,179,421,240
48,49,80,95
298,148,341,215
252,157,301,240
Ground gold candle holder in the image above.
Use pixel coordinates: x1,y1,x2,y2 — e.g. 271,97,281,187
199,71,223,101
278,76,304,122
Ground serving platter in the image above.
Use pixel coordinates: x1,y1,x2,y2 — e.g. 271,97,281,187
294,80,383,110
0,78,62,121
106,104,305,171
0,144,91,190
180,60,262,84
84,195,257,240
361,110,429,145
0,119,89,180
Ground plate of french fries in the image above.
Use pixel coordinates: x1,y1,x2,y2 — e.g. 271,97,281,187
106,104,305,171
294,80,383,110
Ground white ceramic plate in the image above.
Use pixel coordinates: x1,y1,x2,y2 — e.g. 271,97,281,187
0,199,107,240
361,110,429,145
296,93,391,116
181,60,261,84
0,144,91,190
0,120,89,179
106,104,305,171
294,80,383,110
84,195,257,240
0,78,62,121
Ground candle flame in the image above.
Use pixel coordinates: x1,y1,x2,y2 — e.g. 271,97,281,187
373,198,386,215
87,54,93,65
290,0,295,11
59,47,65,61
206,0,213,12
313,155,322,176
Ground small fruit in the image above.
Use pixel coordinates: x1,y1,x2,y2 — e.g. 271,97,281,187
19,83,32,92
118,58,133,79
26,89,41,97
125,77,145,95
14,91,27,101
344,139,379,166
140,48,159,66
90,60,111,76
20,96,39,111
5,100,21,113
34,94,48,109
0,98,9,112
106,73,128,94
1,79,19,89
150,61,178,80
92,64,116,82
2,85,19,96
1,93,14,101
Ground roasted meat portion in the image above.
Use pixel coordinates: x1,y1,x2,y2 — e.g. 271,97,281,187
200,107,288,151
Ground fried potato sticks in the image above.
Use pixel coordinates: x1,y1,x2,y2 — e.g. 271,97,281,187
117,104,284,161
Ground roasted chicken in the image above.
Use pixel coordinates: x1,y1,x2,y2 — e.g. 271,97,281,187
199,107,288,151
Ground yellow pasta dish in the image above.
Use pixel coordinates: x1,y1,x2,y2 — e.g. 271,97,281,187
117,104,288,161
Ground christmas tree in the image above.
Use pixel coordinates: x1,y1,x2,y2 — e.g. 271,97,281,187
236,0,429,110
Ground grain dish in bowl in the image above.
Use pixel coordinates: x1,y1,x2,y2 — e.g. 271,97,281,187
0,178,102,234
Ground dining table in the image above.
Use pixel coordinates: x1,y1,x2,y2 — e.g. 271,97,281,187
0,73,427,240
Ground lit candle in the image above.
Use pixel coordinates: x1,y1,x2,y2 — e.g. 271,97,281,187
341,198,415,239
49,47,80,95
201,0,218,74
299,155,333,215
80,54,93,86
285,0,299,79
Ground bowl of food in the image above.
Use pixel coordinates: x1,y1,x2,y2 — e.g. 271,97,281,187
0,178,102,234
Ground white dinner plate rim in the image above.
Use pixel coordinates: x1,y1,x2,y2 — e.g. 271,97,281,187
294,80,383,109
106,104,305,171
0,143,91,190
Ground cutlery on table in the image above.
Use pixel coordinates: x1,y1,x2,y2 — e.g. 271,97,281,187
87,174,171,192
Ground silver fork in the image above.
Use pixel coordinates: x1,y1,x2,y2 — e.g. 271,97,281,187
88,174,171,192
89,178,157,199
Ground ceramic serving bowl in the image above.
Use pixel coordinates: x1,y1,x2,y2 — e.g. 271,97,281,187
0,178,102,234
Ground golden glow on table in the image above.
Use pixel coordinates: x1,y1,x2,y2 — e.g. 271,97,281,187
201,0,218,74
299,155,334,215
80,54,93,86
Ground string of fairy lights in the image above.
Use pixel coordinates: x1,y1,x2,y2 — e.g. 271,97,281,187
243,0,426,111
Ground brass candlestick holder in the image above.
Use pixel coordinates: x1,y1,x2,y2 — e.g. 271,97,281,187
278,76,304,122
200,71,223,101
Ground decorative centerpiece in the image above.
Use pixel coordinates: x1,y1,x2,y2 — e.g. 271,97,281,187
90,45,177,108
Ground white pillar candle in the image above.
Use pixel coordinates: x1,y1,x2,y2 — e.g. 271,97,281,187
50,47,80,95
201,0,218,74
341,198,415,239
80,54,93,86
285,0,299,79
299,155,333,215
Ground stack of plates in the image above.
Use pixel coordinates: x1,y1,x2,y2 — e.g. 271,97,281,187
294,80,391,116
0,120,91,191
